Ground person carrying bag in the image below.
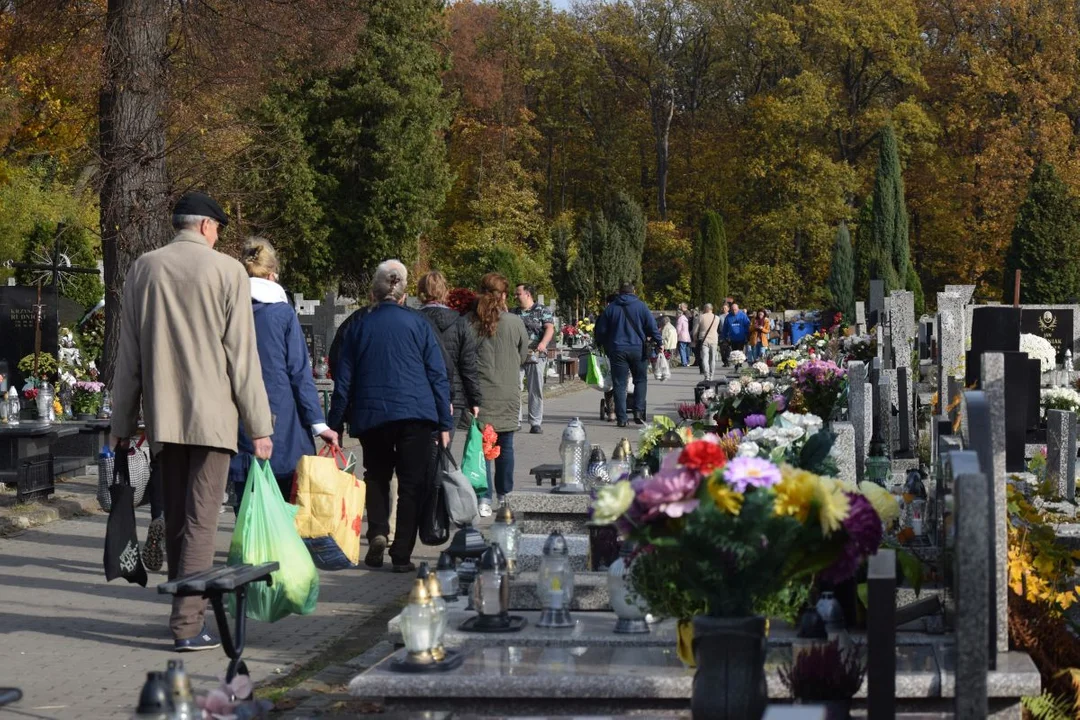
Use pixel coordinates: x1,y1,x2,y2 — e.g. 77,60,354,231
293,445,366,569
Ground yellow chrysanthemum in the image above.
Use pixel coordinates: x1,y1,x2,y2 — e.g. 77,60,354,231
707,477,744,516
858,481,900,528
773,465,818,523
815,476,850,536
677,427,695,445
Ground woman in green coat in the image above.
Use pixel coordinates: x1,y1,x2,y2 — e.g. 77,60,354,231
469,273,529,516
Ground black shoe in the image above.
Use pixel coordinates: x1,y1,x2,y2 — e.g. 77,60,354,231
365,535,387,568
174,626,221,653
392,562,417,574
530,425,543,434
633,415,645,425
617,420,629,428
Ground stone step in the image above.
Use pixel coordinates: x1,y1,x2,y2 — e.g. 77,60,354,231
516,533,590,573
510,571,610,611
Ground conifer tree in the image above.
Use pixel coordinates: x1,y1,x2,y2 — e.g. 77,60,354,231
1003,163,1080,304
827,222,855,320
698,211,728,309
870,125,909,291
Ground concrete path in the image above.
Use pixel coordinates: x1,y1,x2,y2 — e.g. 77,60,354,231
0,364,702,719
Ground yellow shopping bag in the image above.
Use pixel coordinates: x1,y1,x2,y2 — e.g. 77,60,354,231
293,446,366,569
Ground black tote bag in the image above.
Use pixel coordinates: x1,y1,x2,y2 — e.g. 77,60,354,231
103,445,148,587
419,441,451,546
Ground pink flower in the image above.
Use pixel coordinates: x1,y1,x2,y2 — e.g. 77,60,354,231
722,456,782,492
633,469,701,522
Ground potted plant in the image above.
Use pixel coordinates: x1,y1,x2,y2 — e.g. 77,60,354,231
779,640,865,719
590,437,883,720
72,381,104,420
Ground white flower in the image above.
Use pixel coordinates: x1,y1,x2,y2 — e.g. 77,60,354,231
1020,333,1057,373
816,340,826,348
736,441,761,458
752,361,770,377
762,382,774,394
729,350,747,366
747,381,764,395
727,380,742,396
1042,387,1080,414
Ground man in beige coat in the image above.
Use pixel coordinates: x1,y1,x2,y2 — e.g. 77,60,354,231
111,191,274,652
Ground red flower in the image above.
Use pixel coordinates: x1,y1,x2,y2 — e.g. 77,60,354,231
482,424,502,461
678,441,728,475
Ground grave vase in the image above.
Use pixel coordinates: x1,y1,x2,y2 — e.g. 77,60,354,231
690,615,768,720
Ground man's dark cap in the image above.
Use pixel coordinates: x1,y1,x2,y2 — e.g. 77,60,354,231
173,191,229,227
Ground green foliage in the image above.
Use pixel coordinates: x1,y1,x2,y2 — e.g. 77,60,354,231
627,549,708,619
729,260,804,311
870,125,909,291
550,219,575,317
827,222,855,319
1002,163,1080,304
906,263,925,316
641,221,691,310
753,581,811,625
852,197,874,301
16,220,103,310
308,0,454,289
694,211,728,310
574,191,646,303
1022,692,1075,720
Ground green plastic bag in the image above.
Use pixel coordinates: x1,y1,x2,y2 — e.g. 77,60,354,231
461,419,489,494
227,460,319,622
585,352,610,392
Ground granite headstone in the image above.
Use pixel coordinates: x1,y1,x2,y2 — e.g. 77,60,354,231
1047,409,1077,502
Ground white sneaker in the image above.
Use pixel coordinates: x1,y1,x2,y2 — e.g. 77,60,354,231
478,501,492,518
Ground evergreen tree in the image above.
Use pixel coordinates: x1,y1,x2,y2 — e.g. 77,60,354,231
690,227,704,308
577,191,646,301
827,222,855,320
852,197,874,301
308,0,453,289
1003,163,1080,304
870,125,909,291
906,263,925,316
550,220,575,317
697,211,728,309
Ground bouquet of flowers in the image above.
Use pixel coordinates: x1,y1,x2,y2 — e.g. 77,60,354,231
678,403,708,423
72,380,105,416
791,360,847,421
481,424,501,461
840,334,875,364
752,361,770,377
591,438,883,617
729,350,747,368
711,378,782,429
1021,333,1057,373
1041,387,1080,415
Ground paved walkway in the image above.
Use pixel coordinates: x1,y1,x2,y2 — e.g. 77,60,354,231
0,364,701,719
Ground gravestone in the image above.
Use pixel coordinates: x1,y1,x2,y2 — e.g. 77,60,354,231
1047,409,1077,502
965,306,1020,386
0,286,61,390
919,319,934,362
312,291,351,362
897,367,914,456
961,387,1007,656
952,457,990,717
829,421,857,485
855,301,867,333
937,293,966,410
889,290,915,370
848,361,871,484
869,280,885,328
1022,308,1074,364
876,373,894,457
866,549,896,720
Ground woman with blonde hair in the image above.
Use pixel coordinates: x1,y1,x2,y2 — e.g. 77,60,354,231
469,273,529,516
229,238,338,509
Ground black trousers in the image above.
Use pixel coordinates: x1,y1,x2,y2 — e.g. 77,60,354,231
359,419,435,566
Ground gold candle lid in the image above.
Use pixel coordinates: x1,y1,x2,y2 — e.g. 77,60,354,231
425,572,442,599
495,503,515,524
408,577,432,605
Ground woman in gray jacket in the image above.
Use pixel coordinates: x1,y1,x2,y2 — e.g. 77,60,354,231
469,273,529,516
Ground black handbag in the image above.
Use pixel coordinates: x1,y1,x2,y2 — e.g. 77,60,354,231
103,445,148,587
419,441,451,546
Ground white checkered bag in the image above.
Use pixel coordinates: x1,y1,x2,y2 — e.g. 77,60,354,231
97,438,151,512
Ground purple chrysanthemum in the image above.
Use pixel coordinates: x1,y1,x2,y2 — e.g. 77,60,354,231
744,414,767,429
819,492,883,584
722,456,782,493
770,394,787,412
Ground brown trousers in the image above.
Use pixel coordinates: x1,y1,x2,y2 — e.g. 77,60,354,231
159,443,231,640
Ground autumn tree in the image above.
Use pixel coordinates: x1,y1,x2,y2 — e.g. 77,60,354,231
1002,164,1080,305
827,222,854,319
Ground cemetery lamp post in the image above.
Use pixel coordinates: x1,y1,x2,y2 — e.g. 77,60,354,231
553,417,589,494
536,531,576,629
488,503,521,578
657,429,685,468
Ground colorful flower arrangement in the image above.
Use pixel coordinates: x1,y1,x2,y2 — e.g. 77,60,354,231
791,359,847,421
840,334,875,364
591,437,883,617
561,323,591,347
72,380,105,416
1021,333,1057,373
677,402,708,422
711,378,782,429
481,424,501,461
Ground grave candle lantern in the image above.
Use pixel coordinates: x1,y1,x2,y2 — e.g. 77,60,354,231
468,544,513,631
657,429,685,468
400,576,438,664
488,503,521,577
864,431,891,488
607,541,648,634
435,551,459,600
536,531,575,628
607,441,633,482
420,564,448,662
554,418,589,494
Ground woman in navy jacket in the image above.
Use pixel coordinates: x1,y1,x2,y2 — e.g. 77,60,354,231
230,239,338,506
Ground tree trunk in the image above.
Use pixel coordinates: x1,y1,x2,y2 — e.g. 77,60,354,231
652,88,675,221
100,0,171,386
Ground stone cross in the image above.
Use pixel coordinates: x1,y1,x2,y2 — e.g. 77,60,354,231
292,293,320,316
313,291,352,359
847,361,871,484
866,548,896,720
1047,409,1077,502
951,453,990,717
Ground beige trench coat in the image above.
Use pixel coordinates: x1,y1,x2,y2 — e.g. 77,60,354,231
111,230,273,452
